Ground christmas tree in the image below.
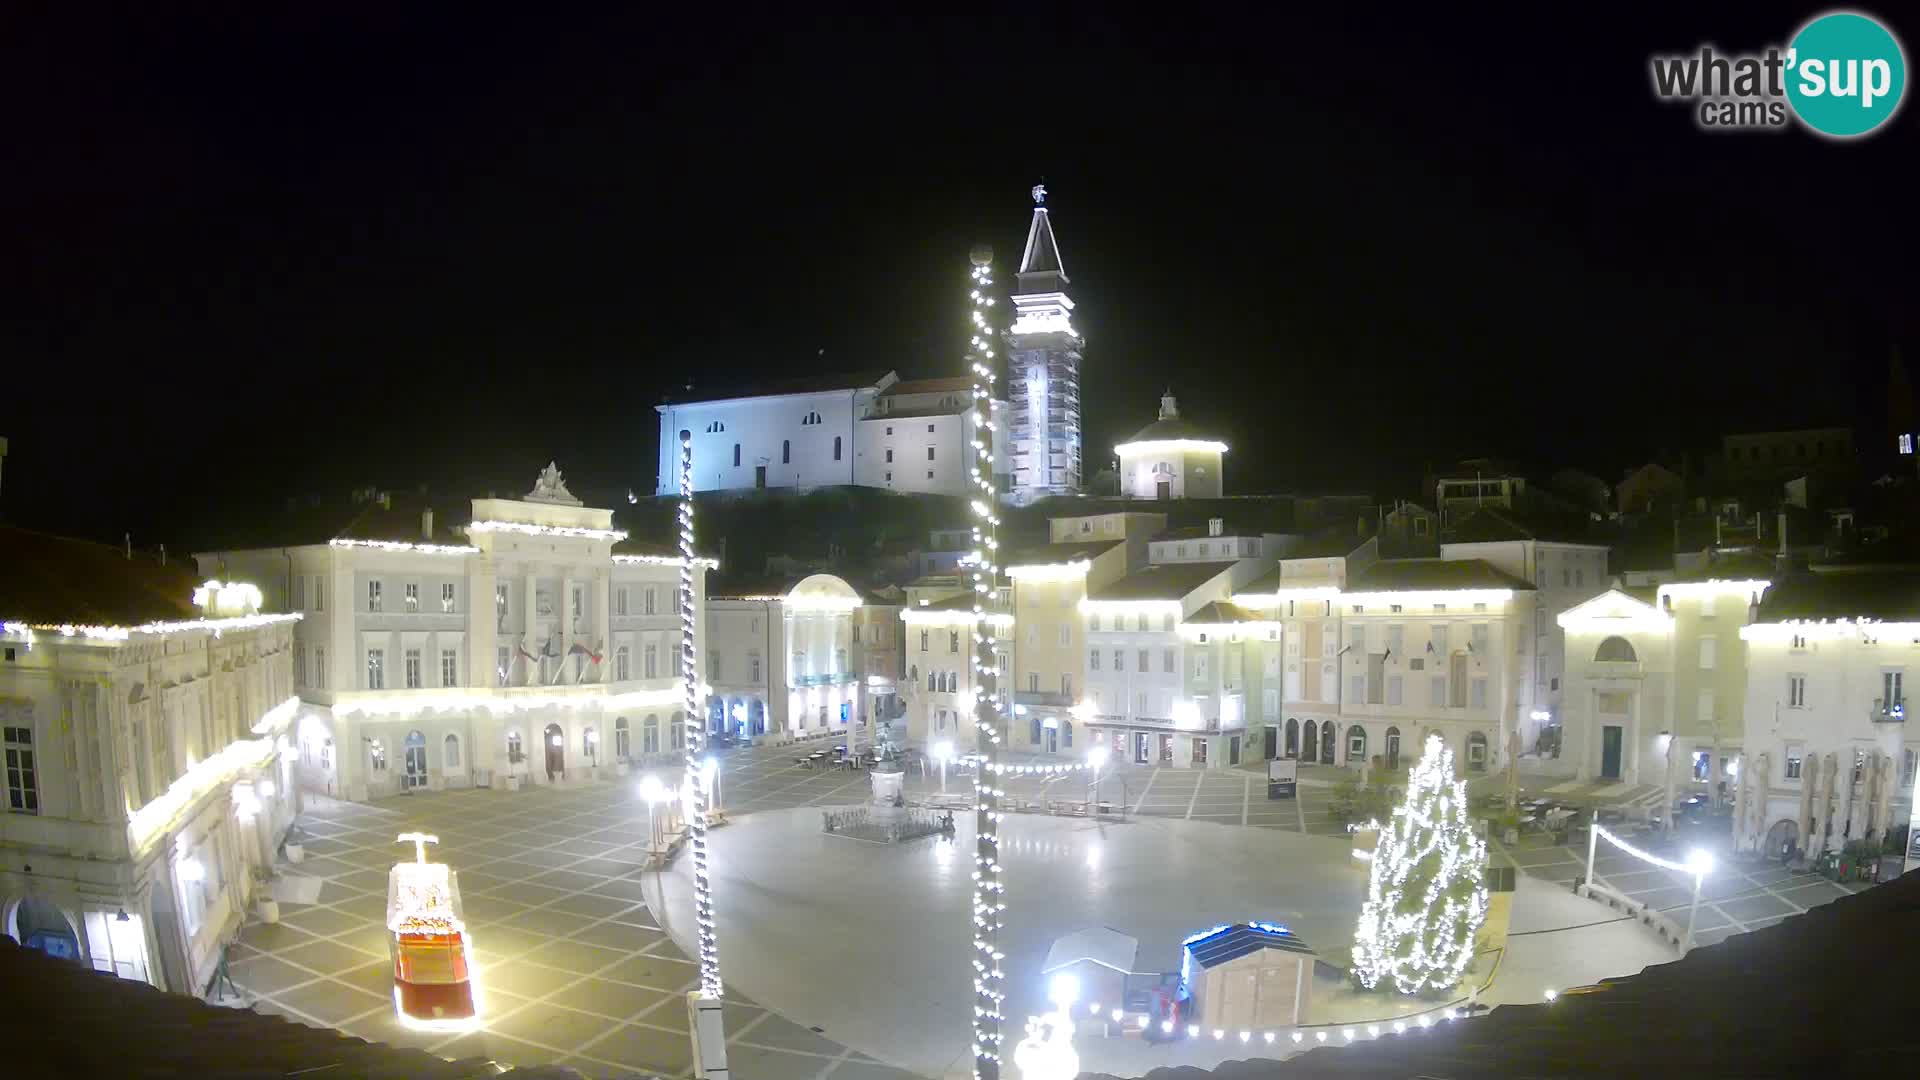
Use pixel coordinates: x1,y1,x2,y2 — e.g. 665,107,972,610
1352,732,1489,994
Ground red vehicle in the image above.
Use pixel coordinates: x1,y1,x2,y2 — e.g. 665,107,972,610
387,832,479,1030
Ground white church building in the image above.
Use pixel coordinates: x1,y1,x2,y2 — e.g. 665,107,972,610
1115,394,1227,500
653,371,1008,498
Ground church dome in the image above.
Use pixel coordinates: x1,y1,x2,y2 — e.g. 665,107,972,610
1116,394,1227,453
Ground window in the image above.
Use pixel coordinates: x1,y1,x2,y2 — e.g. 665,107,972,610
405,648,423,689
1431,624,1449,656
441,583,457,613
1698,636,1717,669
572,585,585,619
1348,625,1365,655
445,733,462,769
405,582,420,612
927,470,935,480
1562,569,1571,587
1348,674,1366,702
292,575,306,610
747,651,761,683
927,423,936,433
1112,649,1123,671
1885,670,1905,708
616,645,632,681
782,439,791,464
802,410,822,425
1575,569,1584,587
314,577,325,612
1431,676,1447,708
1139,649,1151,672
1162,613,1175,632
1090,649,1101,671
1263,688,1279,718
1176,544,1186,557
733,443,741,466
919,629,930,652
615,588,629,617
1470,677,1488,709
706,420,725,433
1058,624,1070,647
834,436,842,461
369,739,387,771
851,623,861,644
368,580,383,612
495,584,509,619
1348,725,1366,761
1386,624,1404,657
951,630,962,654
441,649,458,687
1698,689,1716,725
1061,674,1073,696
645,587,658,615
1700,592,1717,618
886,448,894,463
1387,676,1403,706
1787,674,1806,708
314,646,326,687
1471,623,1489,655
1088,613,1101,633
1791,633,1808,650
4,721,38,814
497,645,510,685
367,649,386,690
927,446,936,461
642,642,661,679
1905,747,1918,788
709,651,722,680
1136,614,1149,632
1784,744,1804,780
1029,673,1040,693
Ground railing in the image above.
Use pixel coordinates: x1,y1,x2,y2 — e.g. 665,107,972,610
1873,697,1906,723
1014,690,1076,708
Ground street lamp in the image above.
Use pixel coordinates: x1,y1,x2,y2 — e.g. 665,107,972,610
1087,745,1110,811
1683,848,1714,950
639,775,670,856
933,739,954,793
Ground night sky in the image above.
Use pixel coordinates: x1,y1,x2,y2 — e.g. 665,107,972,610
3,6,1913,547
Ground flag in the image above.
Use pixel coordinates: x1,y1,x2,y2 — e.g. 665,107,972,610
515,637,538,664
540,635,559,659
568,642,604,664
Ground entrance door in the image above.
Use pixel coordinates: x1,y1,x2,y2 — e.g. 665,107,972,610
755,465,767,489
1385,727,1402,770
1156,479,1171,500
1263,726,1278,759
1600,725,1623,780
1229,735,1241,766
1301,721,1317,761
1158,734,1174,764
1321,727,1336,764
1134,731,1151,764
403,730,428,790
1044,725,1058,753
543,723,565,780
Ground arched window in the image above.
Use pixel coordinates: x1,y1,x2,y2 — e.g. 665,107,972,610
644,714,661,754
909,664,918,686
1346,724,1367,763
1384,725,1402,770
782,439,791,464
1285,717,1298,757
928,670,937,691
1595,636,1638,662
670,712,685,751
615,717,631,760
733,443,741,467
1301,720,1317,760
1062,720,1073,748
582,726,597,759
706,420,725,433
444,733,462,769
505,731,523,766
833,435,843,461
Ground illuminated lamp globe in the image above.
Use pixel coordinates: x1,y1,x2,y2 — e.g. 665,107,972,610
970,244,994,268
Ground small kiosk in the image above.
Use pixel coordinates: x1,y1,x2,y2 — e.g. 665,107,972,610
387,832,480,1030
1180,922,1314,1031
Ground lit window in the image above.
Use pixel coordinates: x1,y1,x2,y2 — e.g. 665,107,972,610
441,583,457,613
4,721,38,814
404,582,419,612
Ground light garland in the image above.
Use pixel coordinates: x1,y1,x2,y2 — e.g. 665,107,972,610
1076,598,1182,616
1112,438,1229,456
1005,559,1090,582
1742,618,1920,644
467,519,629,542
1352,732,1488,995
1657,579,1771,604
611,553,720,568
967,246,1007,1080
0,612,301,643
331,685,685,717
903,609,1015,628
128,696,299,857
1557,592,1673,635
192,580,263,616
1592,823,1713,876
677,428,723,1001
328,537,479,555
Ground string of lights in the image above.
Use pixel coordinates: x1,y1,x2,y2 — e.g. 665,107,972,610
1351,732,1489,995
678,428,723,1001
966,245,1006,1080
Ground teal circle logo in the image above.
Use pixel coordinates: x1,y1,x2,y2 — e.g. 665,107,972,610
1786,11,1907,137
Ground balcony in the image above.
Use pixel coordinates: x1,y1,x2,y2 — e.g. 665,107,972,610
1015,690,1076,709
791,672,859,688
1873,697,1906,723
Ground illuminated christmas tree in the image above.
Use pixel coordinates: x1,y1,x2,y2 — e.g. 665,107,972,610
1352,732,1489,994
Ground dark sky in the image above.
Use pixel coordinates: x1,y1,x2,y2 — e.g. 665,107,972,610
2,6,1913,547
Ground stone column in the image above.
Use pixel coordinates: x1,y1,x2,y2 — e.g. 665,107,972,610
594,569,612,685
471,551,498,693
1730,752,1747,852
561,574,578,685
524,570,540,687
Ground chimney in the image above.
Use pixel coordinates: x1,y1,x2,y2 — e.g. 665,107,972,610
1208,518,1223,537
1159,393,1179,421
422,508,435,540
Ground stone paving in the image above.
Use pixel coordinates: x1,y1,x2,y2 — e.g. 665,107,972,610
228,741,1882,1078
230,777,917,1079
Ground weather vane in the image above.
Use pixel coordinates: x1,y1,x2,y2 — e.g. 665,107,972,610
1032,182,1047,205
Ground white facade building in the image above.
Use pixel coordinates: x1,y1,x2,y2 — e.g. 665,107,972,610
1735,568,1920,861
654,371,1008,498
2,529,300,997
1115,394,1226,501
203,466,709,802
705,574,865,742
1006,185,1084,504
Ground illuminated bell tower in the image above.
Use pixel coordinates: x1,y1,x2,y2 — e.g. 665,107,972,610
1007,183,1083,505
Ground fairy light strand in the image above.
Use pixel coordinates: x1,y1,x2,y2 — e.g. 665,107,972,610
678,428,723,1000
966,246,1006,1080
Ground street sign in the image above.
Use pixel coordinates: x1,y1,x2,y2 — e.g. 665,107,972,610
1267,758,1298,799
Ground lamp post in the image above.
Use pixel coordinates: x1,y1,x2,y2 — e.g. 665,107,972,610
1087,745,1110,812
934,739,954,793
1683,848,1713,951
677,428,727,1080
639,775,669,858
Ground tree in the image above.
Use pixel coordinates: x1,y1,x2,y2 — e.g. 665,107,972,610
1352,732,1489,995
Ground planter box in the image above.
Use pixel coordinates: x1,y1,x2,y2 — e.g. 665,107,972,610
505,775,522,793
258,898,281,924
